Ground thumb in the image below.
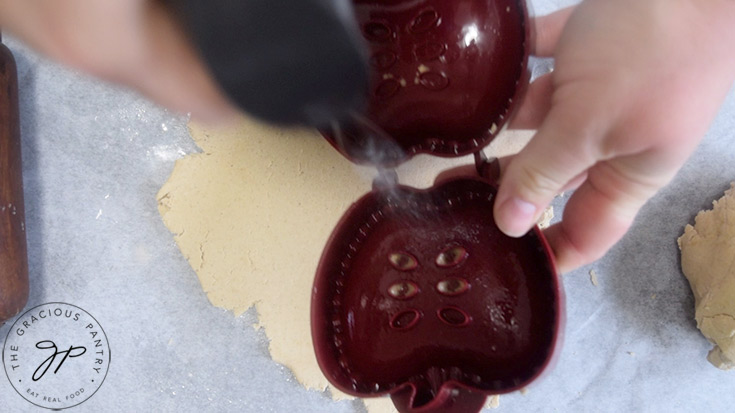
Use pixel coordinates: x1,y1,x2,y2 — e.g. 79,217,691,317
494,92,610,237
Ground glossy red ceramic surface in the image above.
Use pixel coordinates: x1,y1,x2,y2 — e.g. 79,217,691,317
312,178,563,412
321,0,530,166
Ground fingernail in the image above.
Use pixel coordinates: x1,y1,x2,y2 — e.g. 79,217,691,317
496,197,536,237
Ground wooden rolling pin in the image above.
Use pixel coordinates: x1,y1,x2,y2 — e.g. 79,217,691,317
0,32,29,323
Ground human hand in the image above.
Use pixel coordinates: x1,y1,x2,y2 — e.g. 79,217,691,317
498,0,735,273
4,1,734,275
0,0,237,122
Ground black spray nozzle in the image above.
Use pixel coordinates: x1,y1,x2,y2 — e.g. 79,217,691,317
169,0,369,127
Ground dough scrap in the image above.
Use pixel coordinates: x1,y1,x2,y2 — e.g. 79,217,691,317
537,205,554,229
678,183,735,370
157,116,533,411
589,270,598,287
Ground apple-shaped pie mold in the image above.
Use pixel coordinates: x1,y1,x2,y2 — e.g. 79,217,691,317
311,1,564,412
322,0,531,167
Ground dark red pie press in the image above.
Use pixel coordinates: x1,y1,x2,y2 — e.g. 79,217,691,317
310,1,564,412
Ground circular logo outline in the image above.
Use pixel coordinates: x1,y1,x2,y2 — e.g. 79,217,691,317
2,302,111,410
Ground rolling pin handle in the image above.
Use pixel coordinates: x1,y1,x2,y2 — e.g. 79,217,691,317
0,32,30,324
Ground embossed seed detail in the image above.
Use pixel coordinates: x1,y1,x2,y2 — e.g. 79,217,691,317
409,9,440,34
388,281,420,300
389,252,419,271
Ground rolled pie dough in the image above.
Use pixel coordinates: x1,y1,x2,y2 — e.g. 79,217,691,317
157,116,536,411
678,183,735,370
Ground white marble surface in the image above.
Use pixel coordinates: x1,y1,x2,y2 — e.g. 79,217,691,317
2,0,735,411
